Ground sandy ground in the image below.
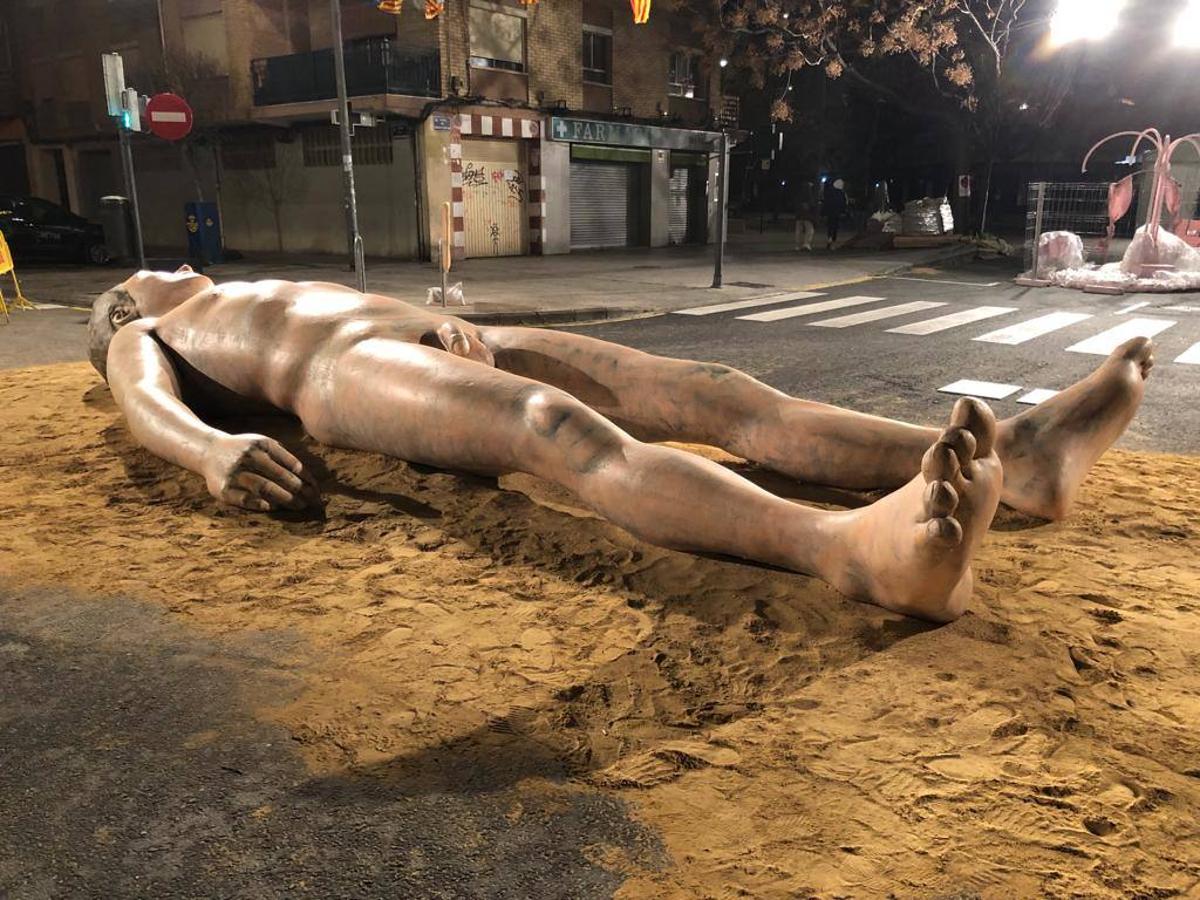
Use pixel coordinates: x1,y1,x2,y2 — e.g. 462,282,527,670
2,361,1199,898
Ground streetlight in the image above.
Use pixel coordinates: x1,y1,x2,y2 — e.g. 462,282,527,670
1048,0,1125,47
332,0,367,291
719,58,728,68
1175,0,1200,48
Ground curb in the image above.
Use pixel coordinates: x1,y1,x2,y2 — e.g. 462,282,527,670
457,306,652,326
454,245,982,326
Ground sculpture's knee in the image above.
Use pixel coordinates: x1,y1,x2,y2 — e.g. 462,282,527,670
519,388,623,475
681,362,758,440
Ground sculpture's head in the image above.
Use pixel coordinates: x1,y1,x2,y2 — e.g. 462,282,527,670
88,265,213,380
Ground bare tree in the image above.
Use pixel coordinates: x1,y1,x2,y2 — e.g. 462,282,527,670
136,47,233,256
235,139,303,254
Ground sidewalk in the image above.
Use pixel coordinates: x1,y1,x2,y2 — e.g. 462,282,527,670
13,231,977,325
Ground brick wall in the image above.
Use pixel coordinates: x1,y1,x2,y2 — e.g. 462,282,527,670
526,0,582,108
610,1,670,118
441,0,470,96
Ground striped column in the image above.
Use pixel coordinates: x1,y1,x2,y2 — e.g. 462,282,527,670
448,118,466,261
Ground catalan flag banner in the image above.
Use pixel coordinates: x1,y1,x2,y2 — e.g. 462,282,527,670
630,0,650,23
376,0,403,14
424,0,443,17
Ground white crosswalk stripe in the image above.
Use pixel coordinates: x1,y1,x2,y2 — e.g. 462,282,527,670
973,311,1093,345
939,379,1022,400
736,295,885,323
691,287,1200,371
1065,317,1176,355
672,291,825,316
887,305,1016,336
1176,342,1200,365
811,300,946,329
1017,388,1059,405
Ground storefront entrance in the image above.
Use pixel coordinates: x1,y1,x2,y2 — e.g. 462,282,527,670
462,138,527,258
568,146,649,250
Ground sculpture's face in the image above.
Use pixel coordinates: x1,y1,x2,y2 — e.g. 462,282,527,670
121,265,214,317
88,266,213,380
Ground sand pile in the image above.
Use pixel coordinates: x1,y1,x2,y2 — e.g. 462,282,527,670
2,361,1199,898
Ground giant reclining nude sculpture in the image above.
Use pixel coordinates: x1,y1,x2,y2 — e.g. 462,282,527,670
91,269,1153,623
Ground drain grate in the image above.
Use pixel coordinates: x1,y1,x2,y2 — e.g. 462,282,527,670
729,281,774,288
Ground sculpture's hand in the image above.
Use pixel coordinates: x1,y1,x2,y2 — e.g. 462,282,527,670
202,433,319,512
436,321,495,366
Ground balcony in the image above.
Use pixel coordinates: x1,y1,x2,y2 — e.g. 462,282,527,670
251,38,440,107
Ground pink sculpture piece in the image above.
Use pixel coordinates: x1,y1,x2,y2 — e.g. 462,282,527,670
1083,128,1200,270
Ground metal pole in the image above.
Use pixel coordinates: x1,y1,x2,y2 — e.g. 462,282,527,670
331,0,366,291
118,125,146,269
440,201,451,307
1031,181,1046,277
711,130,728,289
979,158,994,235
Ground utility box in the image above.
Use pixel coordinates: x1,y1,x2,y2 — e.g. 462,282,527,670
185,202,222,265
99,195,133,263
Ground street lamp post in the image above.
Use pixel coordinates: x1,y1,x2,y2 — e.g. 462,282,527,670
711,129,728,289
330,0,366,292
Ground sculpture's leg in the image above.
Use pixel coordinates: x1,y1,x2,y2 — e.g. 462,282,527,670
478,327,1153,521
295,338,1001,621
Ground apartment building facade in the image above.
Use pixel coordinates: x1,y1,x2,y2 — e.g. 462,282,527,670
0,0,732,260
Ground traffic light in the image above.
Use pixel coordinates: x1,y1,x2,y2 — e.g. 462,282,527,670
121,87,141,132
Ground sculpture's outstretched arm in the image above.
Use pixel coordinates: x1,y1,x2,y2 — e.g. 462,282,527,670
106,321,317,511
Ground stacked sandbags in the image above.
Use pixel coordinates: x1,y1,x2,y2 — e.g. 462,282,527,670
901,197,954,236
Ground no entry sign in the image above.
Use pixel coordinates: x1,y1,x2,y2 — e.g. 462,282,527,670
145,92,193,141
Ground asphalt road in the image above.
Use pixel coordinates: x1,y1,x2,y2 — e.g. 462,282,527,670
577,258,1200,455
0,585,663,899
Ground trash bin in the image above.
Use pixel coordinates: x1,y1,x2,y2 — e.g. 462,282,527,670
185,202,223,265
99,195,133,263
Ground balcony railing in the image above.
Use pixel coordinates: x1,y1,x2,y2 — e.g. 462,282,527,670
252,38,440,107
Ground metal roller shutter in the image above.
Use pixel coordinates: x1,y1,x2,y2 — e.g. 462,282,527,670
570,161,632,249
668,167,689,245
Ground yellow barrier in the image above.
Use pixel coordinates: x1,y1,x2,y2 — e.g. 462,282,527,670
0,230,35,324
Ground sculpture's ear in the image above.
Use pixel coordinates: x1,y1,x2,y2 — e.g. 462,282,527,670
109,298,139,328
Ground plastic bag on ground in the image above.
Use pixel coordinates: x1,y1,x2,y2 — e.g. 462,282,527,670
426,282,466,306
1035,231,1085,277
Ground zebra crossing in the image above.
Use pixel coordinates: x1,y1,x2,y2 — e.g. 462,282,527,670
672,290,1200,367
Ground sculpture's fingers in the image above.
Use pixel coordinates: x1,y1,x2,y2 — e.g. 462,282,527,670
261,437,304,475
235,471,302,510
467,334,495,366
436,322,470,356
220,486,270,512
248,450,305,493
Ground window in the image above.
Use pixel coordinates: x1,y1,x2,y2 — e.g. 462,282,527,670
469,4,525,72
0,20,12,72
220,131,277,170
182,11,230,74
301,125,393,167
582,28,611,85
668,51,705,99
26,198,71,226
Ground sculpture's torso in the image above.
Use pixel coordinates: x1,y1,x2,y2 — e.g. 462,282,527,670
151,280,460,414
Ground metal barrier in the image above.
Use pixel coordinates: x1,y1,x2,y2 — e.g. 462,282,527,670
1024,181,1112,275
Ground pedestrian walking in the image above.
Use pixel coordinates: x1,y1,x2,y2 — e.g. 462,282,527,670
794,181,816,251
824,178,847,250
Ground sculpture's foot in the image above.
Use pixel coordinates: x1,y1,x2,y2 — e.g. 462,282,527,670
996,337,1153,521
825,398,1002,623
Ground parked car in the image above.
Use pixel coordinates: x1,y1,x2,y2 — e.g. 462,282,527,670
0,196,110,264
